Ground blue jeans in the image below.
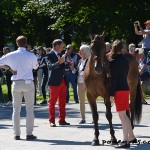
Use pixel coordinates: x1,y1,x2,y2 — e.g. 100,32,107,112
66,72,78,102
41,74,48,100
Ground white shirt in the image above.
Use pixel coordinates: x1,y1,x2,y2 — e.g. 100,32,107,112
0,47,39,80
78,59,86,83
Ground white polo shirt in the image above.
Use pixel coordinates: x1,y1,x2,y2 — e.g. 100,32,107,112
0,47,39,81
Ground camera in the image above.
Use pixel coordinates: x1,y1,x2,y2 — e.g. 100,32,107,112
135,50,139,54
134,21,139,25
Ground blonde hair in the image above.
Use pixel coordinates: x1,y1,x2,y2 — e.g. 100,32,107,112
80,45,91,59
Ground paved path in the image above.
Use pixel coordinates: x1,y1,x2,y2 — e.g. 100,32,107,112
0,101,150,150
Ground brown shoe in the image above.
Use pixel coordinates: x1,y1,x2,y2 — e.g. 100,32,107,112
26,135,37,140
59,121,70,125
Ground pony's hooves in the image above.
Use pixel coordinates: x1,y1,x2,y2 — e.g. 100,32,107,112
91,140,100,146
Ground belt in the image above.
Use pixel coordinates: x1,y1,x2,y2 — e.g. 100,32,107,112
12,79,32,81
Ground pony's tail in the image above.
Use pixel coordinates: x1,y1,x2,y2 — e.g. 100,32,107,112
134,79,143,124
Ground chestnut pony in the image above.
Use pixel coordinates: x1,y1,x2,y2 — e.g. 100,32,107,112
84,33,142,146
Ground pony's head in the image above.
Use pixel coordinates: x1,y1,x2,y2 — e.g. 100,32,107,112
90,32,106,73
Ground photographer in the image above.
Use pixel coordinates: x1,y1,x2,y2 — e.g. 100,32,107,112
134,20,150,60
65,44,79,104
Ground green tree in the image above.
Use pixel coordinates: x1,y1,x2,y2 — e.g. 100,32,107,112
24,0,150,45
1,0,150,51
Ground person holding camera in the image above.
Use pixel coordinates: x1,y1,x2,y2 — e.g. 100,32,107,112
46,39,70,127
65,44,79,104
134,20,150,60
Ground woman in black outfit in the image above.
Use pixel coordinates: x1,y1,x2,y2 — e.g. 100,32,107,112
109,40,136,148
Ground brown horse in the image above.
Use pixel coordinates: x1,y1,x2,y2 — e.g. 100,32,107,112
84,33,142,146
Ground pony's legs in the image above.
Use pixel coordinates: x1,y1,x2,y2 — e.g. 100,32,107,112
105,100,117,143
87,92,99,146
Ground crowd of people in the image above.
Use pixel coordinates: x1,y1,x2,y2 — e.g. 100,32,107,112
0,20,150,148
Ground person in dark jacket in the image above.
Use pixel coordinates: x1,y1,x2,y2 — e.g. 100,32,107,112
65,44,79,103
109,40,136,148
46,39,70,127
39,55,49,104
2,47,13,104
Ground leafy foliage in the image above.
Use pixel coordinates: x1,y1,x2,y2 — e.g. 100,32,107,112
1,0,150,50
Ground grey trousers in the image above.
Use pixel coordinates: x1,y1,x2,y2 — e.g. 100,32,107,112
37,69,43,95
12,80,35,136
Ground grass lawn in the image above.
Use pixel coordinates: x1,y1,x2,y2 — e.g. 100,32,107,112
1,84,149,103
1,84,80,103
1,84,103,103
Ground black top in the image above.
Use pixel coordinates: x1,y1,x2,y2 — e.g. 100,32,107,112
46,50,67,86
110,54,129,96
38,56,48,76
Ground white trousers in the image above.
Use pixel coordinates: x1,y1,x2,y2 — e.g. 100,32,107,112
12,80,35,136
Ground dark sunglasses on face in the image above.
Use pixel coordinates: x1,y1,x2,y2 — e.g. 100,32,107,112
130,47,135,51
66,48,70,50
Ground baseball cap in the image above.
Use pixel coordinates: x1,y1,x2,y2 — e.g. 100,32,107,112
144,20,150,25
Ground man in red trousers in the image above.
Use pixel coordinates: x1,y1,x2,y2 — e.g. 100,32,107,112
46,39,70,127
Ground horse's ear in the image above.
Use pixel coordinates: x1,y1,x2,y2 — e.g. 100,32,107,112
89,34,95,42
101,31,106,39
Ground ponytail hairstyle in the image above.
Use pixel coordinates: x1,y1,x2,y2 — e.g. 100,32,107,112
110,39,123,59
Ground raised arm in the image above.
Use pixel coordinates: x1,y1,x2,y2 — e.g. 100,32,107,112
134,24,142,35
46,53,65,71
134,21,149,35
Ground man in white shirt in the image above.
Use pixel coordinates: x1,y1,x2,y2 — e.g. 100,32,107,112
0,35,39,140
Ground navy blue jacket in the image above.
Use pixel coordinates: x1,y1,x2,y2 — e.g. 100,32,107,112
110,54,129,96
46,50,67,86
